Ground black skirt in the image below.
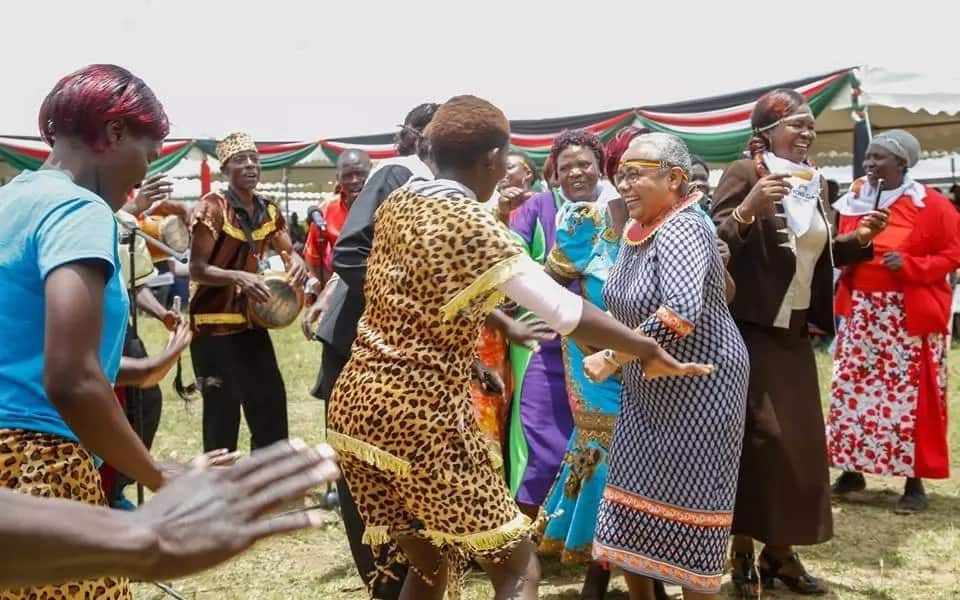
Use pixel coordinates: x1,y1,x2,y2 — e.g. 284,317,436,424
732,310,833,546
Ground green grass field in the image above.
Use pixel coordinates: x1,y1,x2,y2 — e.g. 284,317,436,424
130,321,959,599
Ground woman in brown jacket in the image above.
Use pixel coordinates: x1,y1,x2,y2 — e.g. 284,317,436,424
711,89,888,597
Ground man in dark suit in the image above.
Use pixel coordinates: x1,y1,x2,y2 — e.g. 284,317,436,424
304,102,437,599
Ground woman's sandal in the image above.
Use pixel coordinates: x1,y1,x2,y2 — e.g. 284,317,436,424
759,551,827,595
730,551,761,598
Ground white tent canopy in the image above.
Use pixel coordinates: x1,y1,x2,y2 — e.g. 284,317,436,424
814,65,960,165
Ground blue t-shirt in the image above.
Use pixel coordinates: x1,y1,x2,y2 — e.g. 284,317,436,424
0,170,129,442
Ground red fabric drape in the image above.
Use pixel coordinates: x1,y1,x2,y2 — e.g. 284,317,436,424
915,338,950,478
200,157,211,196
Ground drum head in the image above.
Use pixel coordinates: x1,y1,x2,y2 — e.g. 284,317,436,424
160,216,190,253
249,274,303,328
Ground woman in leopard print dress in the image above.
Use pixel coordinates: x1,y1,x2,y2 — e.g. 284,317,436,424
326,95,713,600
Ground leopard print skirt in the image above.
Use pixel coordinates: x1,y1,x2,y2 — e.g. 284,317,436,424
0,429,132,600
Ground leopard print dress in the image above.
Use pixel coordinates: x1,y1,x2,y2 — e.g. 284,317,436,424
327,183,540,595
0,430,131,600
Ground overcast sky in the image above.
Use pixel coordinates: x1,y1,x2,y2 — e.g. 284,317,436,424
2,0,954,140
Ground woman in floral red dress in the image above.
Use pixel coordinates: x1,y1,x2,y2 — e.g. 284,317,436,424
829,129,960,513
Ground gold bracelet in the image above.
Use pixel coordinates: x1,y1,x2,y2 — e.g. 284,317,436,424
732,205,756,225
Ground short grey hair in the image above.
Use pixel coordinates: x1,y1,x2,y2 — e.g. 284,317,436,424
628,132,692,177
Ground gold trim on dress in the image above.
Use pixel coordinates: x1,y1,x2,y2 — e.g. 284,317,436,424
603,486,732,527
440,252,538,321
573,411,617,433
193,313,247,325
421,513,532,551
539,537,595,565
572,411,616,449
655,305,694,337
222,203,279,242
546,247,581,280
327,431,412,478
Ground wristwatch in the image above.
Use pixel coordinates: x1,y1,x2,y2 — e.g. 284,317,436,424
600,349,620,368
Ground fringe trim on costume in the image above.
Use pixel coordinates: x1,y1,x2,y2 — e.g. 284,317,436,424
440,253,538,321
362,525,391,547
422,513,532,552
326,431,411,478
485,440,504,471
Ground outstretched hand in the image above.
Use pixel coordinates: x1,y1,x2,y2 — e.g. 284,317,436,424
641,346,714,380
130,440,338,581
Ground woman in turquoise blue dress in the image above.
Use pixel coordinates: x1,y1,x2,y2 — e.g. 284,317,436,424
541,197,625,595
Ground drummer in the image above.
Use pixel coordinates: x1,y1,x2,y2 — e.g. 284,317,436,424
188,132,308,452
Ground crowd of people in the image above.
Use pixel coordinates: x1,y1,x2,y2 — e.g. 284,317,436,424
0,63,956,600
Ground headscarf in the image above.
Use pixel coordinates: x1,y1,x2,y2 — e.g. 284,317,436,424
869,129,921,168
833,129,925,216
217,132,258,165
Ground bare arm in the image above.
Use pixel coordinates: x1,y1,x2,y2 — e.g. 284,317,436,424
0,440,339,587
189,224,242,288
189,224,270,303
271,230,309,289
301,275,340,340
121,174,173,217
496,267,712,379
117,320,192,388
832,210,887,266
0,486,154,586
136,286,169,323
44,262,164,491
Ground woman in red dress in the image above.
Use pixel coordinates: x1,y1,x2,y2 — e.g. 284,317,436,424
829,129,960,513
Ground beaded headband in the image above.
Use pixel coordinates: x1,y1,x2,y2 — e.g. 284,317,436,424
619,159,690,180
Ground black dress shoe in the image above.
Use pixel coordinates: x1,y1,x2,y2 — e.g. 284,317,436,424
894,491,928,514
759,552,828,595
831,471,866,496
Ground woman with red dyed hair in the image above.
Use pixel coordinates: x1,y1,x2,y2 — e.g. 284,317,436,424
0,65,178,599
711,89,888,596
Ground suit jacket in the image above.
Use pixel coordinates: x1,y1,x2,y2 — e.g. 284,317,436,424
711,159,873,334
316,164,415,354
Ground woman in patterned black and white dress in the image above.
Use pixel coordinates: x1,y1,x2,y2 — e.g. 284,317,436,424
584,133,748,600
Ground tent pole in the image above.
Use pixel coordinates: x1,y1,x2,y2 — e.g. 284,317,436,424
282,167,289,215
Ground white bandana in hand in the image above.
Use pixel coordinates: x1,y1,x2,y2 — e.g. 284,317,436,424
763,152,822,237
